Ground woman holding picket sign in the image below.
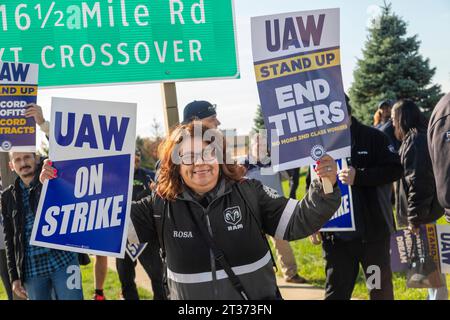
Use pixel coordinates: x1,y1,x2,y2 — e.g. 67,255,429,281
40,122,341,300
391,99,447,300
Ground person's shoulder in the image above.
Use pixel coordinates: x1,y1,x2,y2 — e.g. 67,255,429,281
360,121,384,135
142,167,155,176
379,120,393,132
233,177,260,190
408,130,427,147
430,93,450,127
136,167,155,178
1,184,14,200
358,121,389,144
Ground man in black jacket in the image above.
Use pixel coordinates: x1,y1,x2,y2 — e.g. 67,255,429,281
321,98,403,300
1,152,83,300
428,93,450,221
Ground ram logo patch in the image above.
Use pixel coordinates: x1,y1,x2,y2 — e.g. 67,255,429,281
224,206,243,231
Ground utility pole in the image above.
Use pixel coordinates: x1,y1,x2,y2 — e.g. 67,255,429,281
161,82,180,133
0,153,15,188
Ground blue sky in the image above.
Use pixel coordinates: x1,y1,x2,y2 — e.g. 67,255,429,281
37,0,450,144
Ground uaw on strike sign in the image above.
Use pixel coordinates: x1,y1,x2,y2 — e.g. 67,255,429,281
31,98,136,257
251,8,351,171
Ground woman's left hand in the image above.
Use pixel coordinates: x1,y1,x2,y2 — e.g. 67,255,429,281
40,159,58,184
315,155,338,186
408,223,420,235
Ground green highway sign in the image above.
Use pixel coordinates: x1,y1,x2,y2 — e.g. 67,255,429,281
0,0,239,87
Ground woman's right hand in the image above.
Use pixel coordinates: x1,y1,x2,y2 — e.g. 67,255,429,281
39,159,58,184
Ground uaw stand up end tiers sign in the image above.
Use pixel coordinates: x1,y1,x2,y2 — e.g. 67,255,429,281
251,8,351,172
31,98,136,258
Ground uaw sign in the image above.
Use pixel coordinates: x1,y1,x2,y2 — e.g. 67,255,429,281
0,61,38,152
31,97,136,257
0,0,239,87
251,8,351,171
390,224,450,274
311,158,355,231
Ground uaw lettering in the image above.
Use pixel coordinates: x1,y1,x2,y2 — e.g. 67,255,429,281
251,8,351,171
311,158,355,231
0,61,38,152
31,98,137,257
439,230,450,274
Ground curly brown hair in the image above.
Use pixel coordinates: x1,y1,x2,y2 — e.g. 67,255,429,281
156,123,246,201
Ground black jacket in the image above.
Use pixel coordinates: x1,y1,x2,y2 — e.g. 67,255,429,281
396,129,443,227
133,167,155,201
129,178,340,300
325,117,403,242
428,92,450,221
379,120,401,152
1,174,42,282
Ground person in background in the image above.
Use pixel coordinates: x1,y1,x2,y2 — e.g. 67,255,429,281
182,100,221,129
244,133,307,284
376,100,393,128
1,153,83,300
428,92,450,222
378,100,401,152
287,168,301,200
0,176,14,300
115,148,166,300
373,109,383,127
391,99,447,300
317,95,403,300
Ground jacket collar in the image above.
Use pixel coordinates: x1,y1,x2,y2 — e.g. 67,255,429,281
177,177,233,203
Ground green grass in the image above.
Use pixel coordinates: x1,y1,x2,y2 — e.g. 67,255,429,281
279,169,447,300
0,257,153,300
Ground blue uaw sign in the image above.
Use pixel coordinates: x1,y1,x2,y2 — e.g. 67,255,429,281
251,8,351,171
31,98,136,257
311,158,355,231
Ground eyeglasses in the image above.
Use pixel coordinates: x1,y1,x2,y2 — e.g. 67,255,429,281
179,148,217,165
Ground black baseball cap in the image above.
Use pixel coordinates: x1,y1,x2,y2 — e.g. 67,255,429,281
182,100,217,124
378,100,393,109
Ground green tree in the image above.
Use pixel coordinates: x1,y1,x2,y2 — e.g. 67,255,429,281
253,104,266,131
349,2,443,124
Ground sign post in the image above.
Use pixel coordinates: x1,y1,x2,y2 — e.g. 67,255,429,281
0,153,15,187
161,82,180,133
